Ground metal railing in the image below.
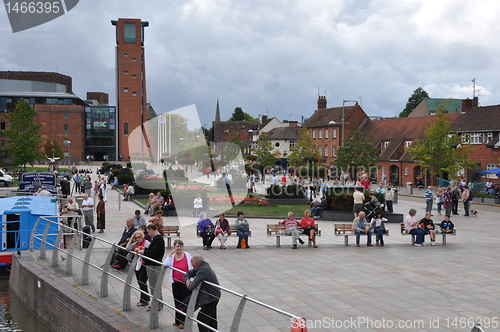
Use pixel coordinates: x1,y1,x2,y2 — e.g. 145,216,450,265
29,216,304,331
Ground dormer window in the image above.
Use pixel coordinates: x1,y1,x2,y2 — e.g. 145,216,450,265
381,141,389,150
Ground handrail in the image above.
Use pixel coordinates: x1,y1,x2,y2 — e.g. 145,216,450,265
29,216,305,331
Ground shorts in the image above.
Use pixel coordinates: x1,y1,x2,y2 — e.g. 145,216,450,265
353,203,364,214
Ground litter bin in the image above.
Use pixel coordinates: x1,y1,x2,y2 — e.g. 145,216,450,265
406,182,413,195
393,188,398,203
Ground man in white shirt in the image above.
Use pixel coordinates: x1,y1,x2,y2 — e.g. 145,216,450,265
353,187,365,217
81,193,95,233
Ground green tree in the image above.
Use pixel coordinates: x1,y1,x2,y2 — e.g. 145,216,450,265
228,107,258,122
252,132,276,168
335,130,380,176
406,109,475,186
44,139,65,160
399,87,429,117
3,100,43,169
288,126,321,167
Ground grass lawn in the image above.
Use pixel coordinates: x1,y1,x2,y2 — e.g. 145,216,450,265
136,197,309,218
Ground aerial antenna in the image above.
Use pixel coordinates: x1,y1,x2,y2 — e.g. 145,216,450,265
318,87,320,97
358,96,362,107
471,78,476,98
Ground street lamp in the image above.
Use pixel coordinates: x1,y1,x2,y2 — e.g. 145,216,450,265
342,100,357,147
67,140,71,165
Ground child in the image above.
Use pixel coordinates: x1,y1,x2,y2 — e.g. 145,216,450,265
420,211,437,246
439,215,455,233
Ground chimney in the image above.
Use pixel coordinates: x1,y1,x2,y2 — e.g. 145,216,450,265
261,115,268,124
473,96,478,107
288,121,298,127
317,96,327,109
462,98,473,113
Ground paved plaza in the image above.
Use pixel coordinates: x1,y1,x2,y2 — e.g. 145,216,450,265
23,169,500,332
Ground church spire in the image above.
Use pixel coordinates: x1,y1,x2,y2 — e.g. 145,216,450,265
215,98,221,121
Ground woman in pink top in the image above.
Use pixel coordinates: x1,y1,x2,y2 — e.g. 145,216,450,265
300,210,317,248
163,239,193,329
404,208,426,246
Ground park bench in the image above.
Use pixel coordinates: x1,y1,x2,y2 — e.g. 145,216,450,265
163,226,180,249
196,225,252,238
334,223,389,246
400,223,456,245
266,224,321,247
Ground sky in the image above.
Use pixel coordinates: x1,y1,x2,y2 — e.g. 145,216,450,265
1,0,499,127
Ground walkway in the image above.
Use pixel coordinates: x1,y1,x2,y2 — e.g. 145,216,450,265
25,168,500,331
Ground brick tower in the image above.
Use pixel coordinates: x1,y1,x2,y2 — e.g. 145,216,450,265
111,18,149,160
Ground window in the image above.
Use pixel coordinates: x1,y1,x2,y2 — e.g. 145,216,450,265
289,140,296,148
325,129,328,139
486,132,493,143
132,74,137,78
275,142,280,147
333,146,337,156
381,141,389,150
123,53,128,57
124,122,129,136
470,133,482,144
123,22,136,43
63,112,69,120
333,129,337,139
132,58,137,61
404,141,412,147
324,145,328,156
132,92,137,96
486,164,499,179
461,134,469,144
63,125,69,133
313,130,316,139
63,138,70,146
318,145,322,155
124,87,128,92
124,71,128,74
0,122,6,131
319,130,322,139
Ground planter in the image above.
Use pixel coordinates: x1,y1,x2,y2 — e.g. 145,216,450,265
266,198,309,205
483,198,496,205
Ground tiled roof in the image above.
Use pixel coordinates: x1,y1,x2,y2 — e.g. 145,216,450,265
451,105,500,132
212,121,258,141
363,113,461,161
424,98,463,113
305,105,359,128
267,127,300,140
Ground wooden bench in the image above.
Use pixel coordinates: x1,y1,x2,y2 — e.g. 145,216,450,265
163,226,180,248
400,223,456,245
334,223,389,246
266,224,321,247
196,225,252,238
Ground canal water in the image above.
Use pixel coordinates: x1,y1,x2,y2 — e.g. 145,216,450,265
0,279,53,331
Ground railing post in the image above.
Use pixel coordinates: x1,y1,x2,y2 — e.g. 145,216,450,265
81,236,96,285
230,295,248,331
149,265,168,329
51,226,63,266
123,255,139,311
29,216,42,252
39,218,52,260
100,243,118,297
66,226,78,276
183,284,201,331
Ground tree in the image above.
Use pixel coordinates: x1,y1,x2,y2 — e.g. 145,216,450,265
288,126,321,167
335,130,380,176
3,100,43,169
44,139,65,160
406,109,475,186
252,132,276,169
228,107,258,122
399,87,429,117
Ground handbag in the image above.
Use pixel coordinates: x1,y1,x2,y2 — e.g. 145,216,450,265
215,225,222,235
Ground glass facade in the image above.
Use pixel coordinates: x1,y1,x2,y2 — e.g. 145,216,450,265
0,96,77,112
123,22,136,43
84,106,117,160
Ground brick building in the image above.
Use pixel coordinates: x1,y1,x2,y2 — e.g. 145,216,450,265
111,18,149,160
304,96,371,167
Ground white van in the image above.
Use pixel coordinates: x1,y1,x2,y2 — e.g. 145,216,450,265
0,169,14,187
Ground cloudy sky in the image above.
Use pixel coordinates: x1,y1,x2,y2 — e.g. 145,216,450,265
1,0,499,126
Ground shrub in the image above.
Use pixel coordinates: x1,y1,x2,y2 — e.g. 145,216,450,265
265,184,305,199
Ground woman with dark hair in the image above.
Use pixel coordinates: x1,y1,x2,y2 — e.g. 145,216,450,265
235,211,250,249
215,212,230,249
96,194,106,233
370,210,388,247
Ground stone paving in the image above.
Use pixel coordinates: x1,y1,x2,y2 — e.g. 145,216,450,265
27,168,500,331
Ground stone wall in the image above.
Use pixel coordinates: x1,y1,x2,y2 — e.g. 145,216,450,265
9,254,143,332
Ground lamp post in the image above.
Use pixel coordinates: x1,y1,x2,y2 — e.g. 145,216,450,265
67,140,71,165
342,100,357,147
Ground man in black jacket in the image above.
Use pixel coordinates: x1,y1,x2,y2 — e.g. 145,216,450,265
111,218,137,269
184,255,220,332
141,224,165,310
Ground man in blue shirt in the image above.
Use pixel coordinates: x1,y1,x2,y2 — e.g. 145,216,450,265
425,186,433,213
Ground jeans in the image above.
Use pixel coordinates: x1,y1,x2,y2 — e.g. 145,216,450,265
425,200,433,213
452,200,459,214
437,201,443,214
374,227,385,245
355,229,372,245
310,207,322,217
386,200,393,214
237,230,249,247
409,228,426,244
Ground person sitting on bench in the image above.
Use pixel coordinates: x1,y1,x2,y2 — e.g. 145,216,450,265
111,218,137,270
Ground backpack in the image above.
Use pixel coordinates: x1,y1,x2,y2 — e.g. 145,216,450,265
468,190,474,201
